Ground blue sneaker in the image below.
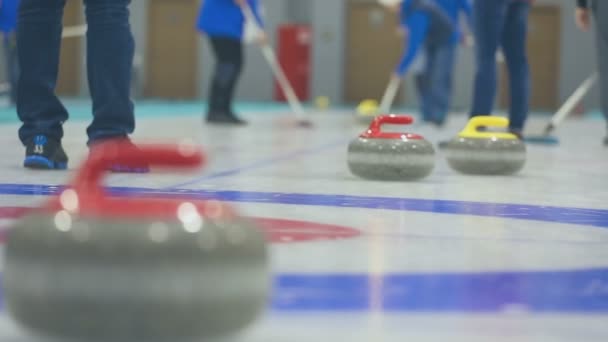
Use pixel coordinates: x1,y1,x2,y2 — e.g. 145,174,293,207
24,135,68,170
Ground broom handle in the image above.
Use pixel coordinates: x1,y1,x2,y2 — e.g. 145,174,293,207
547,72,597,131
242,3,306,118
260,45,306,117
62,24,87,38
379,76,401,113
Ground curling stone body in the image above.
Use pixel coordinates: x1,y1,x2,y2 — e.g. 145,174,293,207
348,114,435,181
3,143,269,341
446,136,526,175
445,116,526,175
5,213,268,341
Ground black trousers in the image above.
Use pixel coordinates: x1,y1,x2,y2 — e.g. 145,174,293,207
207,36,243,115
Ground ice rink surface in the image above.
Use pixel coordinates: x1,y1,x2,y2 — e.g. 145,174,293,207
0,105,606,341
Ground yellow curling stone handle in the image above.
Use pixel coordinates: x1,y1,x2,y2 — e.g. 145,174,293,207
459,116,518,140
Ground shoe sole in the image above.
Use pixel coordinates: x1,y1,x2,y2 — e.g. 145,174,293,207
24,156,68,170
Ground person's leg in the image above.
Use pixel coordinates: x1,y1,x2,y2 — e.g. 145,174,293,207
415,48,433,122
222,39,243,115
428,42,457,126
17,0,70,169
17,0,68,145
84,0,135,144
470,0,508,118
4,32,19,105
206,36,245,124
592,0,608,144
500,0,530,134
207,36,225,115
3,35,12,99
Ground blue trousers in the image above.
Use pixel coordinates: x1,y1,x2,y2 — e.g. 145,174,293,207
470,0,530,131
416,42,457,125
17,0,135,145
3,32,19,104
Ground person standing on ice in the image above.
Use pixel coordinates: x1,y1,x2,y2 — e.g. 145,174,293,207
17,0,146,172
469,0,532,139
575,0,608,146
381,0,455,126
197,0,267,126
413,0,472,127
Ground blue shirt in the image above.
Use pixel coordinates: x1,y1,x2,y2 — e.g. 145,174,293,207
0,0,19,33
396,0,454,75
197,0,264,40
396,10,429,76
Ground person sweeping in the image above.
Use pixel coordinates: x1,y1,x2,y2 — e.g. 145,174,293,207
197,0,267,125
380,0,455,123
413,0,471,127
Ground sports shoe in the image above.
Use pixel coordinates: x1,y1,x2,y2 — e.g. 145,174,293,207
24,135,68,170
206,112,248,126
89,137,150,173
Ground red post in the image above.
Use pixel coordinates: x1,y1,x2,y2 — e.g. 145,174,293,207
274,25,311,102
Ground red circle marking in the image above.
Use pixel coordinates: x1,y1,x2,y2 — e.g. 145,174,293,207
256,217,361,243
0,207,361,244
0,207,31,219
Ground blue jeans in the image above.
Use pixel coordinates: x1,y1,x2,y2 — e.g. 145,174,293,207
470,0,530,131
3,32,19,104
416,42,456,125
17,0,135,145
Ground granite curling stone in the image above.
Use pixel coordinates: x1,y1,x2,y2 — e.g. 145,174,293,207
445,116,526,175
348,114,435,180
3,142,269,341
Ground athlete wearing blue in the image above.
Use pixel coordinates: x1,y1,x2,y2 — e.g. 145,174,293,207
388,0,455,126
414,0,471,126
470,0,532,138
17,0,144,172
197,0,265,125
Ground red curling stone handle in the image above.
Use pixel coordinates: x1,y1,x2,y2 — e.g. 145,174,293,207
47,142,238,220
360,114,423,140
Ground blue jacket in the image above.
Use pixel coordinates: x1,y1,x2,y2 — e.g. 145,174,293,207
197,0,264,40
396,0,455,75
434,0,472,42
0,0,19,33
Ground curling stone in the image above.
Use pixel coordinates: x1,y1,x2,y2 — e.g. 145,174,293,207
348,114,435,180
445,116,526,175
355,99,379,124
3,142,269,341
